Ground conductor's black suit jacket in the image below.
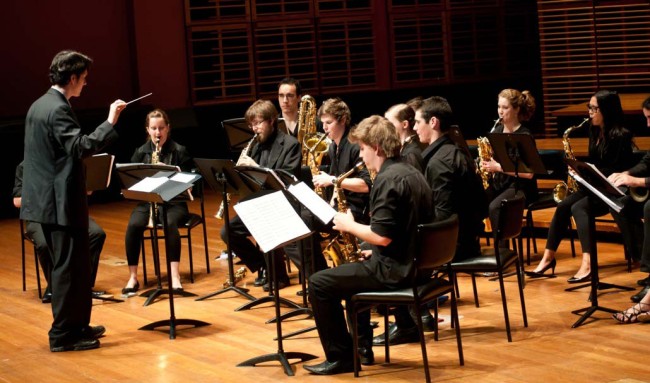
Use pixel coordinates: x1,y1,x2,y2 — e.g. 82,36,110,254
20,88,118,228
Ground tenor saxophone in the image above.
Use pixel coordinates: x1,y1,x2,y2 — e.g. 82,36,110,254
215,133,258,219
323,161,365,267
553,118,589,203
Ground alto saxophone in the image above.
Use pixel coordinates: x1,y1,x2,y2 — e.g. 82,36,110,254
216,133,258,219
476,118,501,190
553,118,589,203
304,132,330,198
323,161,365,267
147,139,161,228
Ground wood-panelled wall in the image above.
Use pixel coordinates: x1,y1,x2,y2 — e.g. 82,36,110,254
537,0,650,137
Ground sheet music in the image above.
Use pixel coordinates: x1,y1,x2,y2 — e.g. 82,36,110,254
129,177,167,192
170,172,196,183
287,182,337,224
572,173,623,213
234,190,311,253
585,162,626,196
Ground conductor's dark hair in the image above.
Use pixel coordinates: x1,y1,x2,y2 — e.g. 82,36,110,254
642,96,650,110
48,50,93,86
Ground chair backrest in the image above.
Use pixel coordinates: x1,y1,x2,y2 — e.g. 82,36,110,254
416,214,459,271
496,195,525,241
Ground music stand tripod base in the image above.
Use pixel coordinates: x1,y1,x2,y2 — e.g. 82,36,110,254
139,318,210,339
141,288,197,307
238,351,317,376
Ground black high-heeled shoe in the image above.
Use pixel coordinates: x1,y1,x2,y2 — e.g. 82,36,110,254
121,281,140,296
567,272,591,284
525,258,557,278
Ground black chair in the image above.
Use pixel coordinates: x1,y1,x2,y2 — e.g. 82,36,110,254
19,219,43,299
141,179,210,285
451,196,528,342
347,215,463,382
523,149,576,264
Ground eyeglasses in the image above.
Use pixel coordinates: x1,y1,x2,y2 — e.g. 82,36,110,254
250,119,267,128
586,104,599,112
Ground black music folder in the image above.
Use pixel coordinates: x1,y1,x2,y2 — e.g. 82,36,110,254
565,158,625,212
84,153,115,192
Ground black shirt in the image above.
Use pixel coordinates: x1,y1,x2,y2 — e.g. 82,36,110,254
587,125,635,177
364,158,433,286
400,135,424,173
422,134,486,259
131,139,192,171
328,131,372,221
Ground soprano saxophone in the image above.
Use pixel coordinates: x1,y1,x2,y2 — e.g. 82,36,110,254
323,161,365,266
215,133,258,219
146,138,161,228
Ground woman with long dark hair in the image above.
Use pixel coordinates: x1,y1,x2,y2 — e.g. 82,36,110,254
527,90,635,281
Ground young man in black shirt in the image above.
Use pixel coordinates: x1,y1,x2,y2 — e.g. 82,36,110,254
304,115,433,375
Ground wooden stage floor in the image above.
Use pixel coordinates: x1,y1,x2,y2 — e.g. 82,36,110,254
0,190,648,383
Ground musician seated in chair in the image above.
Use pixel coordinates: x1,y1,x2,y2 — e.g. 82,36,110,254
608,95,650,303
219,99,301,290
122,108,192,296
527,90,635,281
480,89,538,237
304,115,433,375
372,96,488,346
14,161,107,303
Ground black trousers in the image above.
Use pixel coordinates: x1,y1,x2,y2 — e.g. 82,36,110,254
125,202,189,265
546,190,608,254
26,218,105,289
611,197,650,268
41,223,93,348
308,262,391,362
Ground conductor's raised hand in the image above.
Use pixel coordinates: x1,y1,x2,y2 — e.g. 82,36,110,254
107,99,127,125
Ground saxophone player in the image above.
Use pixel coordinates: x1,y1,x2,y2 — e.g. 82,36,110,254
528,90,635,281
481,89,538,236
122,109,192,295
608,96,650,305
373,96,488,346
300,98,372,274
304,116,433,375
219,100,301,290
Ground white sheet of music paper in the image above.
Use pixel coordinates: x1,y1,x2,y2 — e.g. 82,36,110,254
129,176,167,192
572,172,623,213
287,181,337,224
234,190,311,253
170,172,196,183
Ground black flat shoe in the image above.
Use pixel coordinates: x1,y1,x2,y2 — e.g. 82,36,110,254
631,285,650,303
121,281,140,296
303,360,355,375
372,323,419,345
358,347,374,366
50,338,100,352
41,292,52,304
637,275,650,286
567,273,591,284
263,277,290,292
254,269,267,287
81,325,106,339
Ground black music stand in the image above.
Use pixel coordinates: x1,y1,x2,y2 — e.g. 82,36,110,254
233,188,317,376
222,118,286,153
234,166,303,312
121,173,210,339
83,154,124,303
488,133,547,280
117,164,198,306
563,158,634,328
193,158,256,302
